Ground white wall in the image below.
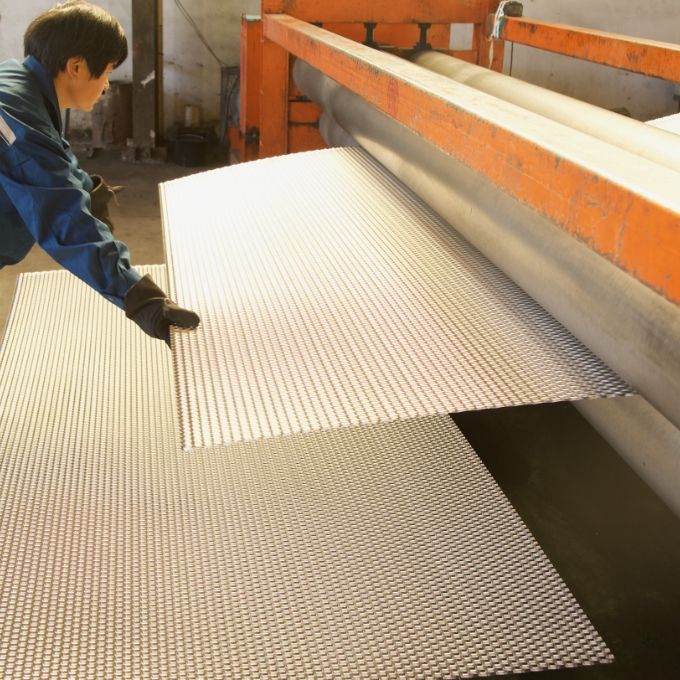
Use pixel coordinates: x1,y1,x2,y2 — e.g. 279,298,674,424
1,0,677,131
162,0,258,130
506,0,680,120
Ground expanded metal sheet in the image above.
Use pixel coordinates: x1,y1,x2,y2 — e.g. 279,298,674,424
0,269,612,678
162,147,631,450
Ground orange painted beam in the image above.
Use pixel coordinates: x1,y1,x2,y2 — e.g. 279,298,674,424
240,16,262,136
289,100,321,124
288,125,325,152
261,0,485,24
501,17,680,83
450,49,477,63
263,14,680,305
260,37,289,157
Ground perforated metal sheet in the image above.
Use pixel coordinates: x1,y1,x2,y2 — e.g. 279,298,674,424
0,268,612,678
161,147,631,450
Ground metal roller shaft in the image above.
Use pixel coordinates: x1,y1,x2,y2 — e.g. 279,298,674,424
293,59,680,434
296,60,680,515
319,111,358,148
409,55,680,512
412,51,680,174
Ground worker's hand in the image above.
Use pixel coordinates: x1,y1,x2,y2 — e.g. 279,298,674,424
89,174,122,233
124,275,200,346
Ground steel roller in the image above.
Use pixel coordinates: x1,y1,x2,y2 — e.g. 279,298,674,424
293,58,680,514
412,51,680,174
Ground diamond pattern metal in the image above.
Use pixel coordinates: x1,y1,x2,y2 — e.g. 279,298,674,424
161,147,631,450
0,268,612,678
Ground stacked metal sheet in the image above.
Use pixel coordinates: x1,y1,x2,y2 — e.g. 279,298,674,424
161,147,631,451
0,268,612,678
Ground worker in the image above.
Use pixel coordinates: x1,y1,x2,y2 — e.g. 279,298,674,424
0,0,199,344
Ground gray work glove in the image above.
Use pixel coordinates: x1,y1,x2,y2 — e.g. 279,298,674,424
90,174,122,233
124,275,200,346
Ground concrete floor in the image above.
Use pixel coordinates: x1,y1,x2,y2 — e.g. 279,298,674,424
1,150,679,678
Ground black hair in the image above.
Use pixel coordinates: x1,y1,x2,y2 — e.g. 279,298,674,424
24,1,127,78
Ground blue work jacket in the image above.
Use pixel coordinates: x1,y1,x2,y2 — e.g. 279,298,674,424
0,56,141,308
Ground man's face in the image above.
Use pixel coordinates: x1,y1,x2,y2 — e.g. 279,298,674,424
70,60,115,112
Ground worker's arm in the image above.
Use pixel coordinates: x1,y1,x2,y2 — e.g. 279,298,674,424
88,174,120,233
0,109,200,342
0,109,139,307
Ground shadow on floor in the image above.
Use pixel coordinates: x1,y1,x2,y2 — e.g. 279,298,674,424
453,402,680,679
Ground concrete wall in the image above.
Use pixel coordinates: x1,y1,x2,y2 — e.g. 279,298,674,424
163,0,258,130
0,0,677,131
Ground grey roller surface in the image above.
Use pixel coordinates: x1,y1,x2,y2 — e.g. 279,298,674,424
575,395,680,519
161,147,630,450
0,268,613,678
293,62,680,434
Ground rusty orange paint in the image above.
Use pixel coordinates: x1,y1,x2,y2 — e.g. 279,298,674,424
448,50,477,63
289,100,321,124
473,35,504,71
259,38,290,157
288,101,325,153
241,2,492,160
227,126,241,149
240,17,262,135
263,14,680,305
261,0,485,24
288,124,326,152
284,20,453,154
229,129,260,164
501,17,680,82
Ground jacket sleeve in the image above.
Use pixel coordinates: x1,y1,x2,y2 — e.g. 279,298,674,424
0,112,141,309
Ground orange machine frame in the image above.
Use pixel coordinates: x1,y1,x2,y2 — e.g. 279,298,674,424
234,0,505,162
232,1,680,307
499,17,680,83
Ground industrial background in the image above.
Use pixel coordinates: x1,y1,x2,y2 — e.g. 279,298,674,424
1,0,679,131
0,1,679,679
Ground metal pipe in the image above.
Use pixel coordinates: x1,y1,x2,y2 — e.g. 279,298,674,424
295,60,680,516
319,112,358,148
293,59,680,434
412,51,680,174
